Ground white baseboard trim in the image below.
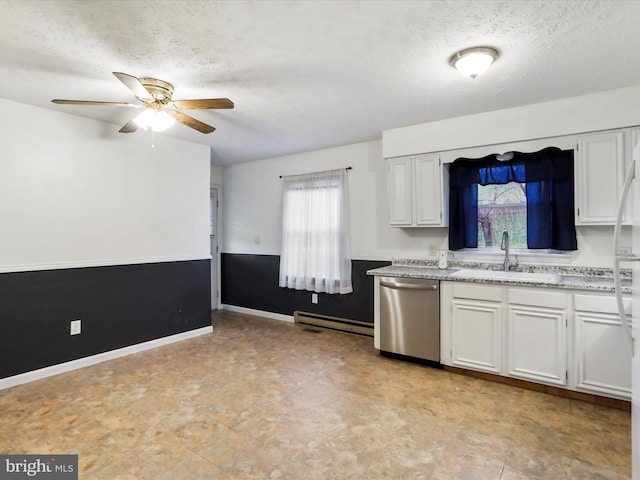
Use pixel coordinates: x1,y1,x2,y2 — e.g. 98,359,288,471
221,304,294,323
0,326,213,391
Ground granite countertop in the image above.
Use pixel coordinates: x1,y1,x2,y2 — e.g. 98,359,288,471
366,260,632,294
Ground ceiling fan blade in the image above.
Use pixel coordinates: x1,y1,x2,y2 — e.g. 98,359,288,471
113,72,153,100
52,99,138,107
172,98,234,110
119,119,138,133
167,110,215,134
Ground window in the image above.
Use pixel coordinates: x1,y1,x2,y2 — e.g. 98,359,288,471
448,147,577,251
478,182,527,248
279,168,352,294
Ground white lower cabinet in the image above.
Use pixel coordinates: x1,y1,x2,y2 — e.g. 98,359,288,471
441,281,631,400
446,283,503,374
574,294,631,400
506,289,567,386
452,298,502,374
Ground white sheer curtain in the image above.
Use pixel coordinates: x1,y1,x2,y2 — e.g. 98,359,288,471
279,168,352,294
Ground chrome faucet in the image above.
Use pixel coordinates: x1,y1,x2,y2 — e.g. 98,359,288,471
501,230,510,271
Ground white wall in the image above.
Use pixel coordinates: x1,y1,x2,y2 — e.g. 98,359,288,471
575,226,628,268
223,85,640,268
222,138,628,267
383,84,640,159
0,98,211,272
223,140,448,261
210,161,224,186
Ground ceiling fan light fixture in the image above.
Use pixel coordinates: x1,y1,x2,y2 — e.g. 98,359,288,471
52,72,232,134
450,47,499,79
133,108,175,132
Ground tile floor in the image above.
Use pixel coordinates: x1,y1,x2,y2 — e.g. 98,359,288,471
0,310,632,479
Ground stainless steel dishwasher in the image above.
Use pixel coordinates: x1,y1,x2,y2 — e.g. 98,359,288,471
379,276,440,364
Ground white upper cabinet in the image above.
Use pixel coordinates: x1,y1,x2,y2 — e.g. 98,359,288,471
414,155,444,225
387,157,413,225
387,126,640,228
575,130,628,225
387,153,447,227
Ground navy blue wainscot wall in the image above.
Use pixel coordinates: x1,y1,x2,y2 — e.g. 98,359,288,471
221,253,390,324
0,260,211,379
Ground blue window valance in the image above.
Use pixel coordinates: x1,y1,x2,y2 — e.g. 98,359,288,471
448,147,577,251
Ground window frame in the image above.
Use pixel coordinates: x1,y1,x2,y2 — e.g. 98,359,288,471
447,147,577,253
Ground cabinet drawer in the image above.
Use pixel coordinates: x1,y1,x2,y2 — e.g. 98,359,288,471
574,294,631,314
508,288,566,309
452,283,501,301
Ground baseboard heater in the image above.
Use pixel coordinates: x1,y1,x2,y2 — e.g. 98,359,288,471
294,311,373,337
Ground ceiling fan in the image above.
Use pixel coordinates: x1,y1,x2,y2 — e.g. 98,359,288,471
52,72,233,134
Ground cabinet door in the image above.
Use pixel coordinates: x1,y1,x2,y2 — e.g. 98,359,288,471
387,157,413,225
414,154,442,225
575,310,631,400
507,305,566,386
451,298,502,374
576,131,625,224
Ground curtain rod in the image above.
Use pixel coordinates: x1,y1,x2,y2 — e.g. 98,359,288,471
279,167,352,178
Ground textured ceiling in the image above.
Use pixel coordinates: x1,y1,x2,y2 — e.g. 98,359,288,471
1,0,640,165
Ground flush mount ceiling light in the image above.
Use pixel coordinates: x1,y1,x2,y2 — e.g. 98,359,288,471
450,47,499,79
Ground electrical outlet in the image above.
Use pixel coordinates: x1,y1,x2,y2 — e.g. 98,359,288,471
312,293,318,304
70,319,81,335
427,244,436,256
618,247,632,256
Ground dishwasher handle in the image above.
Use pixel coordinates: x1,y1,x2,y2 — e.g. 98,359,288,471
380,280,438,291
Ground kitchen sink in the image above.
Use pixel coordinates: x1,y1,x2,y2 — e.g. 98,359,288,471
449,269,559,284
